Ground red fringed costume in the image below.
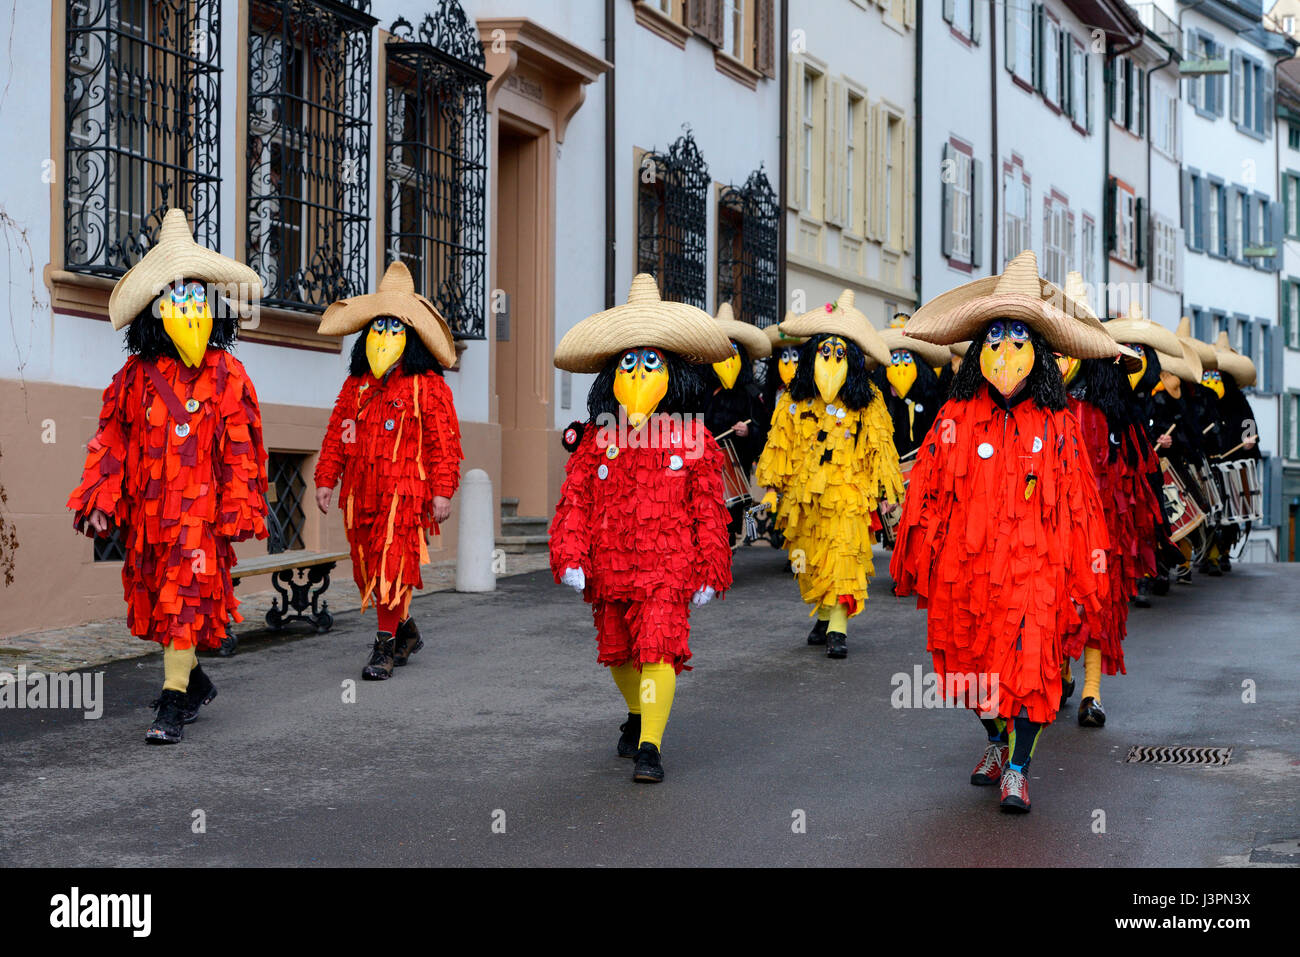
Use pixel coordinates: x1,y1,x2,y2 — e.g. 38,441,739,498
549,418,733,673
315,366,463,615
1064,398,1161,675
890,388,1111,724
67,352,269,651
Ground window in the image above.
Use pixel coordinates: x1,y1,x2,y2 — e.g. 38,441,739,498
1231,52,1268,137
722,0,751,64
1003,158,1031,264
1043,16,1062,108
1286,394,1300,459
946,0,974,40
1006,0,1033,83
1117,185,1137,262
1153,86,1178,156
638,131,709,308
383,10,489,340
846,93,861,229
1290,123,1300,151
953,150,972,260
1287,16,1297,35
1189,31,1224,117
1153,216,1179,290
942,140,979,267
885,114,901,246
1081,215,1097,285
1042,192,1069,286
64,0,222,276
1069,37,1087,127
1285,279,1300,350
800,69,819,209
267,453,307,554
1285,173,1300,238
1207,182,1222,256
716,168,779,328
247,0,376,311
1111,56,1144,135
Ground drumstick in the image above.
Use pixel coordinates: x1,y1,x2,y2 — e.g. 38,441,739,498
1214,440,1250,459
713,419,753,441
898,447,920,462
1202,423,1216,435
1159,422,1177,439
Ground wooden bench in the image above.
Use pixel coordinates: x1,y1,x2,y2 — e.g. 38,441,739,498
222,549,350,656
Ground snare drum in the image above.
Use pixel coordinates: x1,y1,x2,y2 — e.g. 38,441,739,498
717,437,754,509
1218,459,1263,523
876,458,915,548
1160,458,1206,543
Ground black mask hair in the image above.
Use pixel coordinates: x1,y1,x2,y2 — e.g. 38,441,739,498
1073,356,1143,465
348,320,445,378
787,333,879,410
948,324,1066,410
586,349,707,422
124,302,239,360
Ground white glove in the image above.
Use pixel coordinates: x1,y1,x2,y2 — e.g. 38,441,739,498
561,566,586,594
691,586,716,607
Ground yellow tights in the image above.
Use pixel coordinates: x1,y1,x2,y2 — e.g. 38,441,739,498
162,643,198,693
818,603,849,634
609,661,677,748
1082,645,1102,702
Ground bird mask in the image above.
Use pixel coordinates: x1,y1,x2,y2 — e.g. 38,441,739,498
777,345,799,386
712,342,742,390
366,316,407,379
157,281,212,368
1125,343,1147,390
814,336,848,404
1157,370,1182,399
614,348,668,428
1054,352,1081,387
1201,369,1224,399
886,349,918,399
980,320,1034,399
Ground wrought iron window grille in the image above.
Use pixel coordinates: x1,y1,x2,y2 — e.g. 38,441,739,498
65,0,222,277
266,452,307,554
246,0,376,312
717,166,779,329
92,520,128,562
384,4,489,340
637,130,710,310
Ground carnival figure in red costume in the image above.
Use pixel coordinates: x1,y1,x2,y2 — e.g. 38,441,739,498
550,274,735,784
1052,274,1160,728
68,208,269,745
314,262,464,681
891,251,1117,813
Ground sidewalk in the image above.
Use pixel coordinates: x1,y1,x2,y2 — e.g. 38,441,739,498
0,552,552,675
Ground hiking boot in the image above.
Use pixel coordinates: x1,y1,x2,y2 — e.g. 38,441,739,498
362,633,397,680
617,713,641,758
971,742,1008,786
807,618,829,645
633,742,665,783
392,617,424,666
180,665,217,724
1059,673,1076,710
826,632,847,659
145,689,186,745
999,767,1031,813
1078,696,1106,728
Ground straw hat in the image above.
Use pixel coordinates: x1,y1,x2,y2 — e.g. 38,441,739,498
766,312,807,348
906,250,1120,359
1062,271,1142,371
1212,330,1257,387
714,302,772,359
1155,340,1203,384
877,326,951,368
949,341,973,359
318,261,457,367
779,289,892,367
107,208,263,330
1101,300,1183,357
554,273,733,373
1175,316,1218,370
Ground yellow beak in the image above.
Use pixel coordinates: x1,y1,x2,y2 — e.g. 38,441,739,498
980,340,1035,398
886,359,917,399
159,296,213,368
713,352,742,390
1057,354,1080,387
778,357,797,385
614,364,668,428
814,349,847,404
1201,375,1224,399
366,327,406,380
1127,353,1147,390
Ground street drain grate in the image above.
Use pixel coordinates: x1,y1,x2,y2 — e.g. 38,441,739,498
1125,745,1233,766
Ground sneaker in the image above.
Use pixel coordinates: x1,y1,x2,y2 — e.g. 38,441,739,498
807,619,829,645
145,689,186,745
633,742,664,783
999,767,1031,813
362,634,397,680
970,742,1008,786
826,633,847,659
617,713,641,758
1078,696,1106,728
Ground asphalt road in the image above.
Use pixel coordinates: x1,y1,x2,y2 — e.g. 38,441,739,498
1,547,1297,867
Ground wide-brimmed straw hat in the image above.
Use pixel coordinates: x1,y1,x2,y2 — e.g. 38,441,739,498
1062,272,1142,371
554,274,733,373
766,312,807,348
1175,316,1218,370
779,289,892,367
318,261,457,367
877,326,951,368
107,208,263,330
906,250,1120,359
1101,300,1183,357
714,303,772,359
1212,330,1257,387
1155,340,1203,384
949,341,973,359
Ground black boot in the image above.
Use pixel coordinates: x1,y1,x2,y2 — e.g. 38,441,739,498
1133,578,1152,608
1078,696,1106,728
807,618,829,645
633,742,664,783
1152,573,1171,595
362,633,397,680
1219,554,1232,573
180,664,217,724
617,713,641,758
392,617,424,667
826,632,847,659
1176,564,1193,585
1197,560,1222,578
1059,672,1076,710
145,689,186,744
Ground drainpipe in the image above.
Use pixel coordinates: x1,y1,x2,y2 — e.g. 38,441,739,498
779,0,789,315
989,0,998,273
913,1,922,304
604,0,615,308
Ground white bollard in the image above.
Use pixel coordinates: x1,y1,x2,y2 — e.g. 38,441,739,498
455,468,497,592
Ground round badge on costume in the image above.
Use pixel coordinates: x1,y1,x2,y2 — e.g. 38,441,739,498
977,442,994,459
836,408,846,420
174,423,190,438
392,398,404,409
826,404,838,417
606,445,619,460
1031,436,1043,453
564,427,578,446
185,398,200,413
384,418,396,431
915,404,924,413
669,455,684,471
598,464,609,480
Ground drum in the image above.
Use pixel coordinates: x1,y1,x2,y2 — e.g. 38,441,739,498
1160,458,1206,543
876,457,915,548
1218,459,1263,523
717,437,753,509
1191,459,1223,527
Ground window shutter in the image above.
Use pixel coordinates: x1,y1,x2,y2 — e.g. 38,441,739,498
1269,201,1284,272
943,0,955,25
1231,51,1243,126
1269,456,1284,528
1270,324,1283,395
872,105,888,240
1242,192,1252,258
972,157,985,268
1175,225,1185,289
755,0,775,78
824,78,842,225
1085,53,1093,133
904,0,916,30
1184,33,1199,109
787,59,804,211
1137,67,1146,135
1104,177,1117,253
902,121,914,253
1005,0,1016,71
688,0,710,38
1215,43,1226,117
1265,66,1275,138
1195,176,1207,250
863,101,878,240
941,142,954,258
1136,197,1146,268
1033,3,1043,91
1182,169,1194,249
1228,188,1241,260
972,2,983,44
